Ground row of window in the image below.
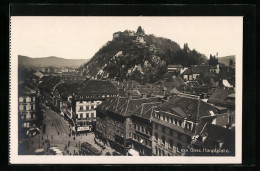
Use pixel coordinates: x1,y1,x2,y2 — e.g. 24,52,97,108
79,105,95,111
19,97,35,103
21,113,36,120
133,133,152,147
78,94,117,99
134,124,152,136
153,112,183,127
78,113,95,119
107,119,124,128
154,144,182,156
154,132,179,144
78,121,92,126
19,104,35,111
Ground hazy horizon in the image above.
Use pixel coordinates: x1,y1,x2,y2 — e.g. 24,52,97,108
11,17,242,60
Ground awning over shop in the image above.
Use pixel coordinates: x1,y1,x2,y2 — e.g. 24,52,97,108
128,149,139,156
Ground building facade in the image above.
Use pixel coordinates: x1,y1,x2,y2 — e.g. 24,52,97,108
18,85,40,137
74,80,118,133
151,94,217,156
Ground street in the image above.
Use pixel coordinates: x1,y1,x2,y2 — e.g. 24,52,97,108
19,103,116,155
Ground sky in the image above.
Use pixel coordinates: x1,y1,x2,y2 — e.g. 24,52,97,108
11,16,243,60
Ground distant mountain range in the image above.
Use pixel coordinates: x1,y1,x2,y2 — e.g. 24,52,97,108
18,55,89,68
218,55,236,66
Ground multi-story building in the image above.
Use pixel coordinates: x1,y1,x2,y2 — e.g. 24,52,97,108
39,76,64,110
131,102,161,156
18,85,40,137
95,96,133,155
151,94,218,156
73,80,118,133
208,88,235,128
96,95,161,155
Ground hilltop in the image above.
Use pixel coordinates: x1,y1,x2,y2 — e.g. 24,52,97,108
18,55,89,68
79,26,207,83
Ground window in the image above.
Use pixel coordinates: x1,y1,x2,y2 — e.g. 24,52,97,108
155,133,158,142
133,133,136,140
91,106,94,110
170,117,173,123
169,140,173,149
23,114,26,119
141,127,144,132
148,141,151,147
179,120,182,126
86,106,89,110
186,122,192,130
162,150,165,156
129,133,132,138
31,105,34,110
91,100,94,103
134,124,136,129
155,146,158,155
161,136,165,146
91,113,94,117
163,115,165,121
174,119,178,125
31,97,34,102
80,114,83,119
23,98,26,103
23,105,26,111
177,143,182,153
145,139,148,145
145,129,149,135
79,106,83,111
80,101,82,103
86,113,89,118
137,125,140,131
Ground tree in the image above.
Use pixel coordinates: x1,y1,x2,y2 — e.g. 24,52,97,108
209,54,218,66
229,59,234,67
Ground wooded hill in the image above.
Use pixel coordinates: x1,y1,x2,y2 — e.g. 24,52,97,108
79,27,208,83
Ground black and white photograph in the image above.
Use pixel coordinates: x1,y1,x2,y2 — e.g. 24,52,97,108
9,16,242,164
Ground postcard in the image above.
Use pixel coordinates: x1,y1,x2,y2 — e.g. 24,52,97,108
9,16,242,164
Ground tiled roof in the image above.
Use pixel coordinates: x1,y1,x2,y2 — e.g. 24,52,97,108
158,95,217,121
138,87,158,95
79,79,118,95
132,102,161,119
56,82,84,95
40,76,62,91
96,97,118,113
208,88,235,106
122,80,140,89
19,85,36,96
173,76,186,86
39,75,51,82
199,123,235,152
182,68,192,75
103,96,160,117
